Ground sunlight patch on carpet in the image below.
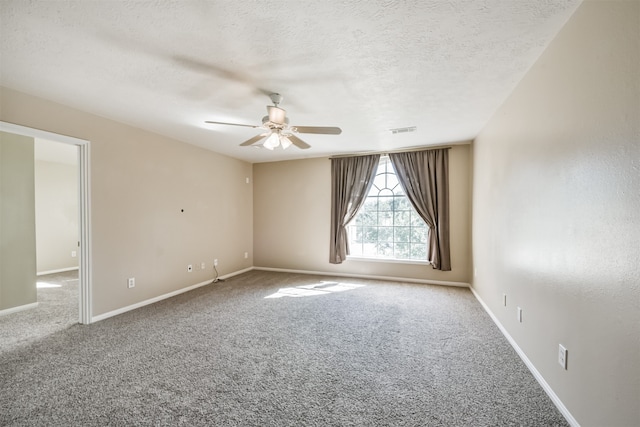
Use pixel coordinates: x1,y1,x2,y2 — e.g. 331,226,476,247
36,282,62,289
265,281,365,299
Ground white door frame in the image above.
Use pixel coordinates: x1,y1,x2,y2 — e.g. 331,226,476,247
0,121,92,324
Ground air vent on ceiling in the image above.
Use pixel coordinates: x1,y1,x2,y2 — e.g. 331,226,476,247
389,126,417,134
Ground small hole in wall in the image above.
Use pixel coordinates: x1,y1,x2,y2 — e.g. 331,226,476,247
181,209,184,212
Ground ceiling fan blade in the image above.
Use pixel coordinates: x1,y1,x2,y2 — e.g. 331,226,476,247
175,55,274,97
205,121,260,129
288,134,311,149
240,134,269,146
293,126,342,135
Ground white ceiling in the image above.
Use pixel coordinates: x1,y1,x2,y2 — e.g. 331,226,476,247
0,0,581,163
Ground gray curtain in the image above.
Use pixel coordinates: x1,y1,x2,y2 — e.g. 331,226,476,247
389,149,451,271
330,154,380,264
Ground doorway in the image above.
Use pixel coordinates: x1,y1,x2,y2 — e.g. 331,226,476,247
0,121,91,324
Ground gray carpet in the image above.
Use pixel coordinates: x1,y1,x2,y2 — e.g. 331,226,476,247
0,270,79,352
0,270,568,426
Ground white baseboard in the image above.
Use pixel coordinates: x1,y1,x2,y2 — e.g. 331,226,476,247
0,302,38,317
37,267,79,276
253,266,469,287
91,266,254,323
220,266,254,280
469,286,580,427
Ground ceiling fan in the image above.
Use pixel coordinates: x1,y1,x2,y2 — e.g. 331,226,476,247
205,93,341,150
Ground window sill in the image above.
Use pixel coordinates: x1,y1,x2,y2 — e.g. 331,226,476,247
346,256,432,266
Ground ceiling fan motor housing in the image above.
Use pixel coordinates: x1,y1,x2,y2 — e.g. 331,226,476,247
266,105,287,125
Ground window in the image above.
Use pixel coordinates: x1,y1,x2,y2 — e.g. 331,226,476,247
347,157,429,261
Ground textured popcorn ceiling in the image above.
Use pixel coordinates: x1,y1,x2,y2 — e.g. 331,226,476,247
0,0,582,163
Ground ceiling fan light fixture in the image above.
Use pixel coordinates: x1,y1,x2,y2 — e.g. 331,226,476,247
280,136,292,149
263,132,280,150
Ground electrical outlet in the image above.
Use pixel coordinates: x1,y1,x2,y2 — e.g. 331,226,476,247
201,262,205,270
71,250,77,258
214,259,218,267
503,293,507,307
517,306,523,323
558,344,568,369
187,264,193,272
127,278,135,288
244,252,248,259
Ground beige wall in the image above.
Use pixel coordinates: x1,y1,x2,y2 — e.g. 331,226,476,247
35,160,79,273
254,144,472,284
472,1,639,426
0,131,37,310
0,87,253,316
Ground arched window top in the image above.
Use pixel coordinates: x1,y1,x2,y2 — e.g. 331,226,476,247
369,158,404,196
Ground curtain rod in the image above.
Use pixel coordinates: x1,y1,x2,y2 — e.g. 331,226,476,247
329,144,455,159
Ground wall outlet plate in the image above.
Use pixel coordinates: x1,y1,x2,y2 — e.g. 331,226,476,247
127,278,135,288
214,259,218,267
559,344,568,369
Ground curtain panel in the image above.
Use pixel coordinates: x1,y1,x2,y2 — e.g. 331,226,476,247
329,154,380,264
389,149,451,271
